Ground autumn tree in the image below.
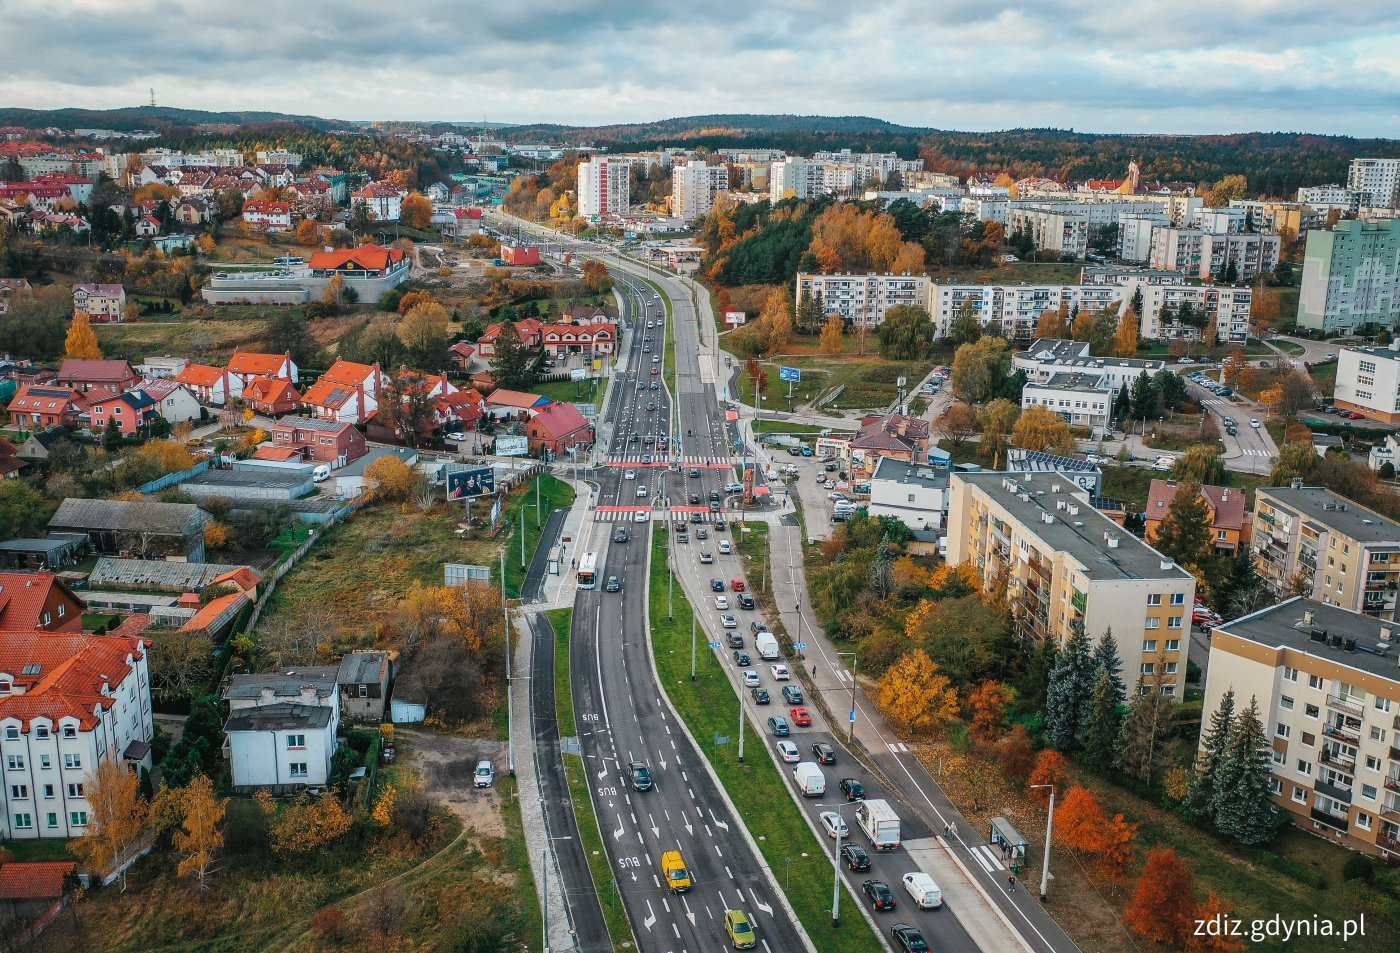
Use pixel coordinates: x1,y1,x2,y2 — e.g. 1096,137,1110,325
967,680,1013,746
399,191,432,229
1112,307,1140,357
364,454,419,502
1011,405,1075,455
394,580,504,657
264,793,353,857
174,774,226,889
1124,849,1198,945
378,373,439,449
995,724,1036,782
373,784,397,827
1034,304,1069,339
581,259,614,294
1026,749,1071,804
876,305,933,360
295,218,321,245
1173,444,1227,485
756,285,794,354
398,300,451,372
937,403,980,447
876,649,960,736
65,313,103,360
147,628,215,703
1055,785,1138,879
818,312,844,354
951,336,1013,403
136,439,196,475
1205,175,1249,208
203,521,233,550
978,398,1021,466
1187,893,1248,953
72,760,150,889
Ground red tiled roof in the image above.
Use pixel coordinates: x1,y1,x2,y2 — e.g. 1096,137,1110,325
228,351,290,377
0,572,83,631
56,358,133,382
0,862,74,901
528,402,590,441
175,364,225,388
1146,479,1246,532
244,376,300,405
242,200,290,214
7,384,80,413
178,591,245,634
307,244,405,272
253,445,303,461
449,341,475,357
0,631,148,731
320,359,379,386
212,566,261,592
301,377,357,409
487,389,548,410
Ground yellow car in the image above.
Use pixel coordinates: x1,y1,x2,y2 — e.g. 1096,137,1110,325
725,909,757,949
661,849,692,893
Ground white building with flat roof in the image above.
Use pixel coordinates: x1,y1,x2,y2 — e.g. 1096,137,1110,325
1117,213,1169,263
1021,372,1114,428
576,158,630,218
670,160,730,223
1334,344,1400,423
769,157,825,202
868,457,950,533
1298,184,1364,213
795,273,931,329
1349,158,1400,209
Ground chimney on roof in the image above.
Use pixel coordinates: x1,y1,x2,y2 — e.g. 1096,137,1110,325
1303,609,1314,626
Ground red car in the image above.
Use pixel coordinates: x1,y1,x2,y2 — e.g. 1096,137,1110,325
789,706,812,727
650,368,659,376
731,579,747,592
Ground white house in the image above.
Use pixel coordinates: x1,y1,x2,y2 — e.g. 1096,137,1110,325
175,363,244,407
867,457,951,533
1021,372,1115,429
134,378,203,424
223,667,340,793
0,630,154,840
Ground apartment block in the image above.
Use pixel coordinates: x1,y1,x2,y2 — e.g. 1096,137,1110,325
1229,200,1324,236
947,471,1196,697
1200,231,1281,282
794,273,930,329
1253,485,1400,620
576,158,630,218
769,157,826,202
1149,227,1206,274
1200,599,1400,859
1335,344,1400,423
1116,213,1169,263
1297,184,1364,213
1006,205,1089,259
1348,158,1400,209
670,159,730,222
1298,220,1400,334
811,149,924,185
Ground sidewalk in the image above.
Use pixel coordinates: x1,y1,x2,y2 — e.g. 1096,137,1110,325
532,478,598,610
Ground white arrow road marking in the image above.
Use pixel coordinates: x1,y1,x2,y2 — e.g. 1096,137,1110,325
612,818,625,840
684,816,694,835
659,757,668,771
682,894,695,925
709,810,729,832
649,813,660,837
643,901,656,930
749,889,773,915
597,764,611,780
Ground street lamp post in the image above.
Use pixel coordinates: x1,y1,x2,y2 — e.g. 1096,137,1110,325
818,798,862,926
690,611,697,681
1030,783,1057,902
737,686,746,762
836,651,859,744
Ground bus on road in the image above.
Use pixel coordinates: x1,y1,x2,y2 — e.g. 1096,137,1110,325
576,552,598,590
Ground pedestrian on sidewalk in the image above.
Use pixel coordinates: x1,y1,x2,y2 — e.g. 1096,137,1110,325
1007,874,1016,892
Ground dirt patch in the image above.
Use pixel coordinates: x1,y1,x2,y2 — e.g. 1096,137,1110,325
398,728,507,837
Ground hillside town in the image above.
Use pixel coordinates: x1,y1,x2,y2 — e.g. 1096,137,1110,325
2,21,1400,953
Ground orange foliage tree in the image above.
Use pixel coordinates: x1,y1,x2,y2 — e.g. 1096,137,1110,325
819,312,844,354
71,759,150,889
400,191,432,230
264,793,353,858
995,725,1036,782
295,218,321,245
966,680,1013,746
1124,848,1198,945
1054,786,1138,879
876,649,960,736
1026,749,1071,804
1187,892,1248,953
1112,307,1140,357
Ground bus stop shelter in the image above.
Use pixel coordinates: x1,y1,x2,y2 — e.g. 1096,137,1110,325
989,816,1028,868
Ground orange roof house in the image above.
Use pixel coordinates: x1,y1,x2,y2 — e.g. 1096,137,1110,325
175,363,242,406
242,376,302,416
307,244,407,277
227,350,298,385
1145,479,1253,554
0,571,85,632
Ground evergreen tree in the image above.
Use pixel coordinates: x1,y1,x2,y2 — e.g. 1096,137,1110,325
1220,550,1272,619
796,291,823,334
1212,697,1277,845
1153,480,1214,572
489,320,533,390
1044,620,1093,751
1183,688,1235,819
1130,371,1155,420
1117,672,1174,783
1130,286,1144,317
102,417,122,451
1112,384,1131,422
1017,636,1058,713
1224,261,1239,283
1092,629,1125,708
1082,670,1122,770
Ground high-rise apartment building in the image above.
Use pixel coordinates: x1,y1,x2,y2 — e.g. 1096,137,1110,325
795,273,930,329
1348,158,1400,208
576,157,631,218
1298,220,1400,334
670,160,730,222
769,157,825,202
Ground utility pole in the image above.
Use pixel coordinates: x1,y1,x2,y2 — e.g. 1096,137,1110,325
1031,783,1057,902
690,612,697,681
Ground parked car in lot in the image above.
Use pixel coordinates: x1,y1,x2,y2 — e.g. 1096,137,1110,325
474,760,494,788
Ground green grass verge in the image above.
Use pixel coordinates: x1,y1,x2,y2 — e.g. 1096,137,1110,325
547,604,634,948
751,420,847,436
647,527,880,953
502,474,577,598
498,773,547,952
4,838,74,862
534,376,605,405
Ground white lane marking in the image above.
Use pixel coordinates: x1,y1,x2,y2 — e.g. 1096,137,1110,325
749,889,773,915
725,865,734,879
649,813,660,837
714,844,723,858
672,923,681,939
662,897,670,913
704,823,712,837
978,844,1006,871
970,845,996,873
710,810,730,832
644,900,656,930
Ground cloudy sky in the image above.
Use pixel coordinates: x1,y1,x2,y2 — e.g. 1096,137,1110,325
5,0,1400,137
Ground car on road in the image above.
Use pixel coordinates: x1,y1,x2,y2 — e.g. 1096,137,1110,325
731,579,747,592
650,381,659,390
710,578,726,592
776,740,800,762
770,663,790,680
624,469,636,480
840,778,865,800
636,485,648,498
633,511,650,523
890,923,929,952
788,706,812,726
750,687,770,704
473,760,494,788
819,811,848,838
751,621,769,635
741,669,760,688
605,576,621,593
446,431,469,441
1151,458,1173,472
725,482,745,494
842,843,871,871
737,593,755,610
812,742,836,764
650,368,659,375
662,849,692,894
700,551,714,564
734,651,752,667
863,880,897,911
688,468,701,478
782,685,803,704
767,715,790,736
696,528,708,539
1250,418,1261,428
1326,352,1338,360
715,595,730,610
715,519,727,531
720,614,737,628
613,528,629,543
652,356,660,364
724,908,757,950
641,454,653,464
629,760,653,791
824,462,838,472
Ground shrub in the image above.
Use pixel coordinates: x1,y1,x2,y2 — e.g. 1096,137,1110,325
311,906,348,944
1253,849,1327,889
346,729,375,754
1343,854,1376,884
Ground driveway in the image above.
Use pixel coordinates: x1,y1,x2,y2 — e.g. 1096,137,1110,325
395,728,506,836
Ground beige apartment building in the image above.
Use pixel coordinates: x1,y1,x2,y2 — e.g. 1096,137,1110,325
1203,599,1400,859
1253,486,1400,621
947,472,1196,697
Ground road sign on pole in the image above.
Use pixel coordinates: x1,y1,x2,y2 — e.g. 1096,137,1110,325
793,642,807,650
779,366,801,383
849,710,857,723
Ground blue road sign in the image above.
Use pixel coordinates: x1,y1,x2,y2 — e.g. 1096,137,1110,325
708,641,722,649
779,366,801,383
793,642,807,650
849,710,858,723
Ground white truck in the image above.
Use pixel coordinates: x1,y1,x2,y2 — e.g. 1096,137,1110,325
792,761,826,797
754,631,780,661
855,799,901,851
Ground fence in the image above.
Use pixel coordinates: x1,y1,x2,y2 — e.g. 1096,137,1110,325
137,460,209,494
240,500,359,635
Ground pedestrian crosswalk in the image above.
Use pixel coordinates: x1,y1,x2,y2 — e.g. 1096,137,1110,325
969,844,1007,873
592,507,728,523
1237,448,1273,457
605,453,733,467
886,741,910,754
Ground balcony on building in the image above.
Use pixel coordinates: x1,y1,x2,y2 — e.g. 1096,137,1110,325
1310,806,1349,831
1315,777,1354,804
1326,693,1365,717
1323,720,1361,744
1319,746,1357,773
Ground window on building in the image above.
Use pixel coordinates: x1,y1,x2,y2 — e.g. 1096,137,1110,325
288,763,308,778
1141,662,1155,674
1283,666,1298,682
1308,675,1324,690
1305,704,1320,718
62,754,81,770
62,726,76,739
4,755,21,771
66,783,83,798
1371,726,1387,743
1362,784,1379,801
9,785,27,800
12,813,31,830
1144,617,1161,629
1366,755,1381,771
2,727,16,740
1268,778,1283,795
1170,593,1185,605
42,784,53,799
45,812,57,828
1168,616,1183,629
1147,594,1162,606
1165,662,1179,675
1375,696,1392,713
1358,813,1372,830
1296,759,1312,776
1143,640,1158,652
1281,695,1295,710
286,734,306,750
1276,723,1291,739
70,811,87,827
1301,732,1316,746
34,726,48,739
1166,639,1180,651
1291,787,1308,805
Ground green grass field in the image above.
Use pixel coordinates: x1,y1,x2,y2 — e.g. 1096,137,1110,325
502,474,577,598
647,528,880,953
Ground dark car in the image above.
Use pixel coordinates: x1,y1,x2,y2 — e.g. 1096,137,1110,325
751,621,768,634
689,494,701,505
613,528,629,543
737,593,755,610
839,778,865,801
629,760,653,792
750,687,771,705
714,520,727,531
696,528,708,539
727,632,744,648
824,462,838,472
710,503,721,513
812,742,836,765
841,843,871,871
782,685,804,705
690,512,703,523
767,716,789,737
605,576,621,593
689,468,701,478
891,923,929,953
863,880,896,911
710,579,725,592
734,651,751,666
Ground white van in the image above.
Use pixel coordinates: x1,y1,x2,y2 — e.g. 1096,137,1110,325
901,872,943,909
312,465,331,483
793,762,826,797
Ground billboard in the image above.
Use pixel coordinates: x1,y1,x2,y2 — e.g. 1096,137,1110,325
447,467,495,499
724,311,747,326
495,435,530,457
570,368,588,381
779,366,801,383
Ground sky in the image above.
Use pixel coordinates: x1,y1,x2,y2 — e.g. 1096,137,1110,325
5,0,1400,138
